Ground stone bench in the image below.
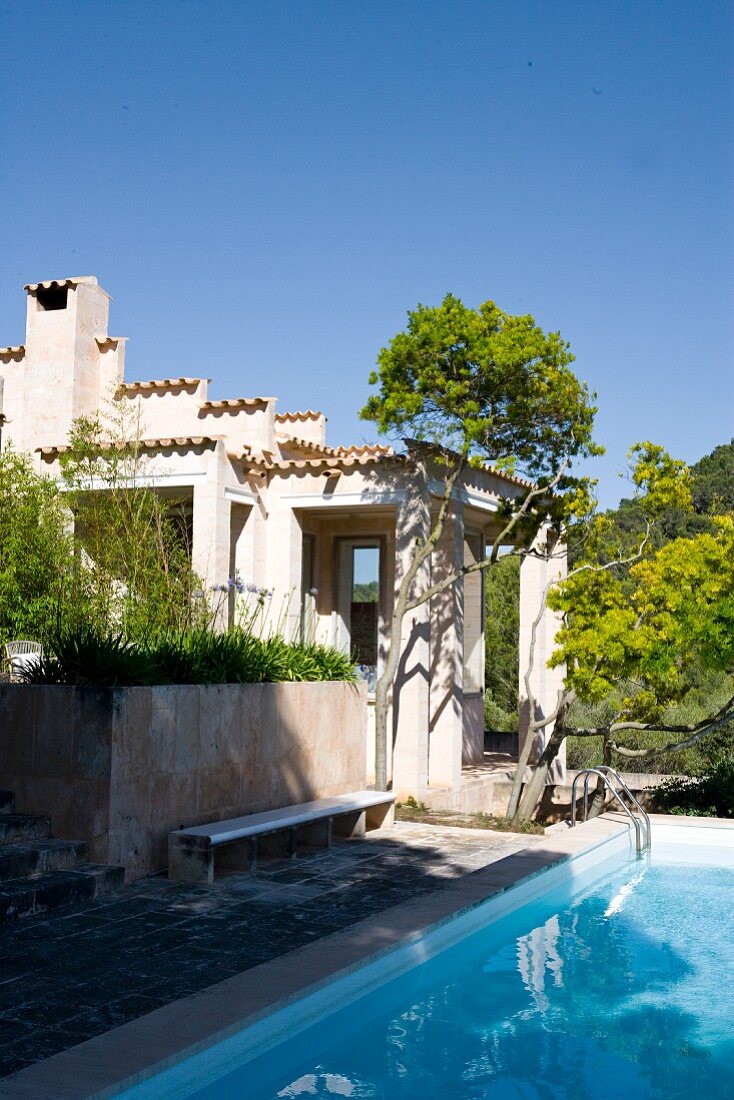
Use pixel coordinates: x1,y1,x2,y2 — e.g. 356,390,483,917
168,790,396,883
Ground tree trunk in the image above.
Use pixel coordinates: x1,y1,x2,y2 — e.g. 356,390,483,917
513,724,566,822
505,722,537,820
587,732,612,819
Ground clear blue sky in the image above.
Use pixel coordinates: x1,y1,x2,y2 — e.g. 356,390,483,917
1,0,732,507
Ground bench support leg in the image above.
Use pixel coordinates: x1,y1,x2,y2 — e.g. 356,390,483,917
248,837,258,872
168,837,214,884
288,827,298,859
366,802,395,830
332,811,366,839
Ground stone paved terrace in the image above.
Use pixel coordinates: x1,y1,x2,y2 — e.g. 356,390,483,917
0,822,547,1081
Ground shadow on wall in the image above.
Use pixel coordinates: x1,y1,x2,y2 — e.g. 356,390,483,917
0,680,367,881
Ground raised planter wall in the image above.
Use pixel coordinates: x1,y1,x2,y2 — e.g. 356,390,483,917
0,681,367,881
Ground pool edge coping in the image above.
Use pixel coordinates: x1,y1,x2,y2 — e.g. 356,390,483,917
0,813,699,1100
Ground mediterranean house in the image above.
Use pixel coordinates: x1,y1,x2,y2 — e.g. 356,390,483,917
0,276,565,803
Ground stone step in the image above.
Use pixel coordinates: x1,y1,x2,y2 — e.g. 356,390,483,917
0,838,86,882
0,813,51,846
0,790,14,814
0,863,125,923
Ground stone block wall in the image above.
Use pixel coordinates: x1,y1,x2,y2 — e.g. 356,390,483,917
0,681,366,880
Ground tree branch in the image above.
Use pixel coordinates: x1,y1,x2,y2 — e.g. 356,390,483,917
607,695,734,758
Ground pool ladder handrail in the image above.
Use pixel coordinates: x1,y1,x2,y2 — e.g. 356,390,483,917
570,765,651,852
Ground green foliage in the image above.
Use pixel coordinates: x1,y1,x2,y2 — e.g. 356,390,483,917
24,625,156,686
690,439,734,515
484,554,520,717
361,293,600,494
60,414,208,638
626,442,692,516
581,439,734,562
484,695,518,733
652,760,734,818
352,581,379,602
548,445,733,721
0,449,75,645
399,795,429,812
22,624,357,686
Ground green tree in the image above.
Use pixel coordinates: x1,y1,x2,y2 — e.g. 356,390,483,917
506,445,734,821
0,449,73,644
361,293,600,790
485,438,734,774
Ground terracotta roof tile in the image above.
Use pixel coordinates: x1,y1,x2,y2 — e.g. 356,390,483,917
275,434,342,457
117,378,203,394
336,443,393,456
274,410,325,423
24,276,98,292
276,435,394,459
37,436,220,458
94,335,126,350
200,398,274,411
242,453,402,474
0,345,25,358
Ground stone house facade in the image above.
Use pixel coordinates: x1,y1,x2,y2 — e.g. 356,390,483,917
0,276,565,801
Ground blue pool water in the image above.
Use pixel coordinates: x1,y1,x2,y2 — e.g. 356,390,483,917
189,845,734,1100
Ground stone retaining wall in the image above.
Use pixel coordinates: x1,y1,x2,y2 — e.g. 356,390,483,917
0,681,366,880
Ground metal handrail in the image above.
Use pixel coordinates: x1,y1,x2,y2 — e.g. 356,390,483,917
570,767,651,853
594,765,651,849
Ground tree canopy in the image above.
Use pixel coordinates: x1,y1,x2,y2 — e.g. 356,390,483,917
362,294,600,485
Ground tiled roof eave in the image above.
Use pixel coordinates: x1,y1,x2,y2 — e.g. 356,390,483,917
24,276,98,292
116,377,204,394
240,454,405,474
274,410,325,423
37,435,221,458
275,433,393,459
201,398,275,411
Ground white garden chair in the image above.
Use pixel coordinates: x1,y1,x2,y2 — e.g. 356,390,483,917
3,640,43,681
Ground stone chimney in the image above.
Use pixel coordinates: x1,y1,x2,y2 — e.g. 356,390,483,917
19,276,126,451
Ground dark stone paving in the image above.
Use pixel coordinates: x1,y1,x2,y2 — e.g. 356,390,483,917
0,823,541,1080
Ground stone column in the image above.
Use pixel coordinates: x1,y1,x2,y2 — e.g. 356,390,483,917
192,443,231,630
262,499,304,641
518,531,567,781
427,501,464,790
391,491,431,795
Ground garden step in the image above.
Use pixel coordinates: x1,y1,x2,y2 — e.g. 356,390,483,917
0,839,86,882
0,864,125,923
0,814,51,846
0,790,14,814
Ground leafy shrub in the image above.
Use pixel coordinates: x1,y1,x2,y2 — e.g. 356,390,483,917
21,624,357,686
0,449,75,645
23,625,156,687
484,693,518,733
651,759,734,818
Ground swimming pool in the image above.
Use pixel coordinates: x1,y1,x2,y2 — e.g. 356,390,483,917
116,820,733,1100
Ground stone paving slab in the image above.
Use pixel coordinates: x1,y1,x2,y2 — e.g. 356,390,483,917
0,822,543,1082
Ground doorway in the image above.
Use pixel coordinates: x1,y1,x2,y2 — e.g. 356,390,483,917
336,539,382,692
